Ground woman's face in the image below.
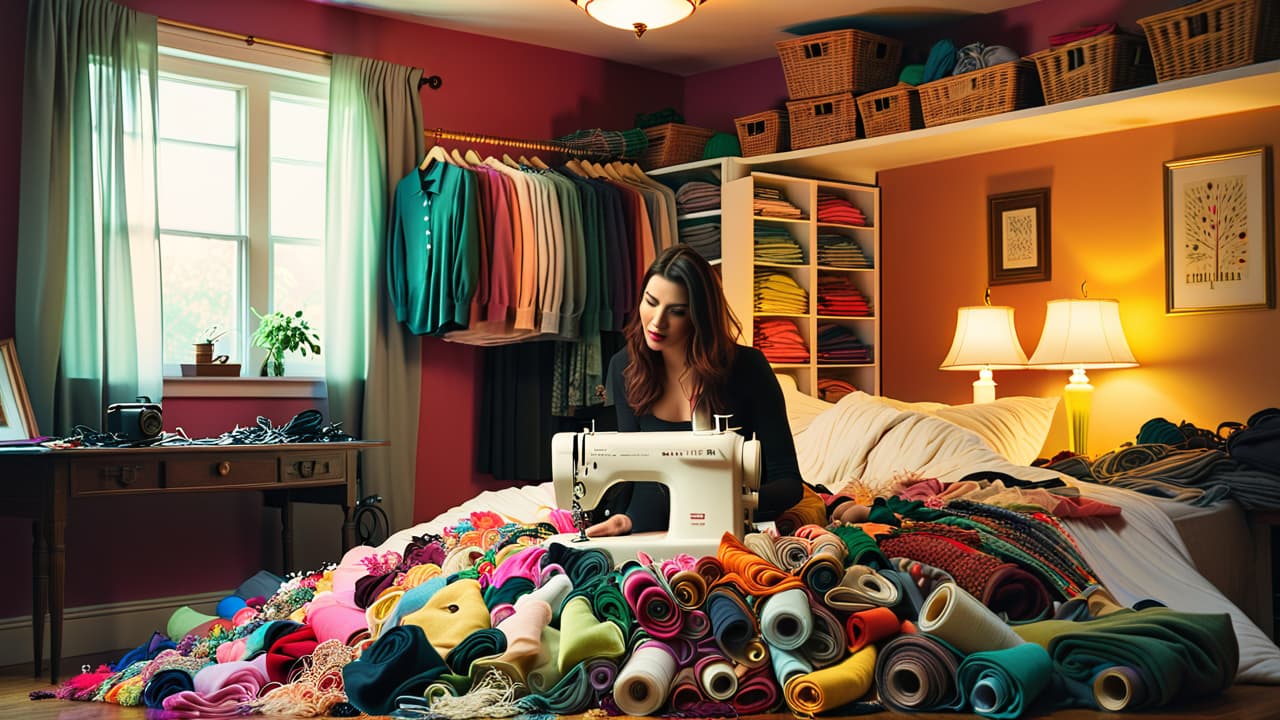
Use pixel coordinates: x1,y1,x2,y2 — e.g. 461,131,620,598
639,274,692,355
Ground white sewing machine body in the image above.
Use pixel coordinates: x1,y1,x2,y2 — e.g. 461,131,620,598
547,427,761,564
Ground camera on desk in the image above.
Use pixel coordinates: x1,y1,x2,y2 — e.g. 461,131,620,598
106,396,164,441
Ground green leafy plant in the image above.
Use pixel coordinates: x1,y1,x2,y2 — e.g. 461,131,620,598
251,308,321,377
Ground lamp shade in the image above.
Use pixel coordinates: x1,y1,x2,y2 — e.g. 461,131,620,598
939,305,1028,371
572,0,705,36
1028,298,1138,369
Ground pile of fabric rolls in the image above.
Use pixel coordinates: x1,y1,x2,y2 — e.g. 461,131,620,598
50,489,1241,720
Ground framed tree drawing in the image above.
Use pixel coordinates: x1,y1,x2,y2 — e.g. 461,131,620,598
1164,146,1275,314
0,338,38,441
988,188,1050,285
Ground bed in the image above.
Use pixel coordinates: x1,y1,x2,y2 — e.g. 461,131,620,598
385,384,1280,685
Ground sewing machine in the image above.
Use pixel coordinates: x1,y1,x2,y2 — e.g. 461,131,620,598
547,425,761,564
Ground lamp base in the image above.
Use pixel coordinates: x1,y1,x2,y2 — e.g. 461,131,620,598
972,368,996,404
1064,368,1093,456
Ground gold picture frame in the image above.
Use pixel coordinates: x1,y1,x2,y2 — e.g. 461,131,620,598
988,188,1051,285
0,338,38,441
1164,146,1275,314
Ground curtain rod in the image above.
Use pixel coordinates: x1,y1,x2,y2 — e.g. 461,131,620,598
426,127,593,157
156,17,443,89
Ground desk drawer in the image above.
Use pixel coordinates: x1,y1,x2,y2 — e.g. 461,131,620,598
165,457,278,489
71,461,162,495
280,452,346,484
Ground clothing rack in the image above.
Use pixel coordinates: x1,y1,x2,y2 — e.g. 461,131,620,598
157,18,442,89
425,127,594,157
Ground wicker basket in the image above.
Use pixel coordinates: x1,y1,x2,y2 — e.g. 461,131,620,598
640,123,716,169
918,60,1043,128
1029,32,1156,104
1138,0,1280,82
786,93,859,150
776,29,903,99
855,83,923,137
734,110,789,157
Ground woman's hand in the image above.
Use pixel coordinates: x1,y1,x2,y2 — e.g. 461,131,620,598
585,513,632,537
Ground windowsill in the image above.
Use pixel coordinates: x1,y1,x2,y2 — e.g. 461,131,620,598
164,376,327,399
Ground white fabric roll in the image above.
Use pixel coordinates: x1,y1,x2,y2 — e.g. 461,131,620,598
614,643,678,716
917,583,1024,654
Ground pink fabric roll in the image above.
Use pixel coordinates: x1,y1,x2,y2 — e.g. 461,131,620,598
215,638,247,664
231,606,258,627
623,569,684,639
734,665,781,714
495,597,552,676
306,592,370,644
163,658,269,718
330,546,380,596
489,545,547,587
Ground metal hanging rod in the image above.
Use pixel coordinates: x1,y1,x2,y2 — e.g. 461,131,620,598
425,127,592,156
156,18,442,89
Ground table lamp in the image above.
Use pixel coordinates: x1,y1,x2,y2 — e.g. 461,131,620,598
1028,294,1138,456
939,299,1028,404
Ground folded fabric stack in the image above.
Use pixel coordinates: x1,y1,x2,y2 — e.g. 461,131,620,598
679,219,721,262
817,377,857,403
754,271,809,315
754,319,809,364
675,180,720,214
754,186,804,218
817,234,872,269
816,193,867,226
816,323,873,364
817,275,872,316
754,226,804,265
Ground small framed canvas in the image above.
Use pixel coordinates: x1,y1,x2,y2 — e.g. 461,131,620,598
0,338,38,441
1164,146,1275,314
988,188,1050,285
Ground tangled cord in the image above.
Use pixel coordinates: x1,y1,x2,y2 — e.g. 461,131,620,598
212,409,354,445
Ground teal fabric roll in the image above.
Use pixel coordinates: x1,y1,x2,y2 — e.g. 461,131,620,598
446,628,507,675
484,577,534,609
770,646,813,686
1013,608,1238,709
923,39,958,82
956,642,1054,719
342,625,447,716
589,573,634,635
517,661,595,714
832,525,889,568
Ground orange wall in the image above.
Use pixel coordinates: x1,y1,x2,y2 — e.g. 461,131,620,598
880,107,1280,456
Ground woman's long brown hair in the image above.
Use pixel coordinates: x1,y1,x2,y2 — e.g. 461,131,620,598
623,245,743,417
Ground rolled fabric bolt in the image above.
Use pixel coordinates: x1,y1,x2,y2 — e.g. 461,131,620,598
680,609,710,639
957,643,1053,719
846,606,902,652
770,646,813,687
613,642,678,716
695,656,738,700
668,571,708,610
783,645,877,715
760,588,814,651
917,583,1025,655
521,573,573,621
1093,665,1148,712
874,633,965,713
586,658,618,693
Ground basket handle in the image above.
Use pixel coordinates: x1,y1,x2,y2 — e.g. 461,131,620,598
802,40,830,60
810,100,835,117
745,120,767,137
871,96,895,114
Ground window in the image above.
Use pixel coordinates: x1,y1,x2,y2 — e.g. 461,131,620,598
157,29,329,377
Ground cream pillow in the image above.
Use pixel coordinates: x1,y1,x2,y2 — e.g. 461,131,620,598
775,373,834,434
873,395,1059,466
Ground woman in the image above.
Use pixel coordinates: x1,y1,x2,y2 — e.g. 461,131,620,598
588,245,805,536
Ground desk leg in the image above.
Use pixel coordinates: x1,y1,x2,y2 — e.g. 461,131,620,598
48,502,65,685
31,521,46,680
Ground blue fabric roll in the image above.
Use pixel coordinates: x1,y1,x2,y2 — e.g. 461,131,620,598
111,631,175,671
383,575,448,632
235,570,285,600
216,595,248,619
923,39,958,83
141,668,194,709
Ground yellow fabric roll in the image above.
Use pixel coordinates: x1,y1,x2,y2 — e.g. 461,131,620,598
400,578,490,654
366,589,406,639
397,563,443,591
669,570,708,610
783,645,877,714
776,485,828,532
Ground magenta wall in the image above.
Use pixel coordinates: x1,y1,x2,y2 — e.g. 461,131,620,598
0,0,680,620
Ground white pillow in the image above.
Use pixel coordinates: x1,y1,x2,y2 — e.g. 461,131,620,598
872,395,1059,466
775,373,835,433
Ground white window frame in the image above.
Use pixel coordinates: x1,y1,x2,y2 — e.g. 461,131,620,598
157,26,329,382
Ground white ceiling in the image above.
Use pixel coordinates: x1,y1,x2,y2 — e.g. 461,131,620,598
313,0,1040,75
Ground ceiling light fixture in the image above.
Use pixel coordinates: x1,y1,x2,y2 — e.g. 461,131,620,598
570,0,707,38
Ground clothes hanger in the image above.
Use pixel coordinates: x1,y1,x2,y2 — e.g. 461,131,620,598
563,158,588,176
528,155,550,170
502,153,521,169
464,149,483,166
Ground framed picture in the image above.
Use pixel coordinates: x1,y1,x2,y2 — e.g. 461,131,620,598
0,338,38,441
1164,146,1275,314
988,188,1051,285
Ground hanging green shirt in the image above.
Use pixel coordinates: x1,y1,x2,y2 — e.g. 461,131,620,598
387,159,480,335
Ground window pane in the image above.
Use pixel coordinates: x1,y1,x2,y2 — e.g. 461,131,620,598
273,241,325,371
159,141,239,234
161,234,241,367
159,78,238,146
270,160,324,239
271,95,327,163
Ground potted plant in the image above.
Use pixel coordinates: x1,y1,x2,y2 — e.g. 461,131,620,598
251,308,321,377
194,325,228,365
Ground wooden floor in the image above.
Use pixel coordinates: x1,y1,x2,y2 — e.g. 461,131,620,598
5,652,1280,719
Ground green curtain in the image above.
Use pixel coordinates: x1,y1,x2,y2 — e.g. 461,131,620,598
325,55,424,532
16,0,163,437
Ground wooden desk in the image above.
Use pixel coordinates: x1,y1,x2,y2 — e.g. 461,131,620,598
0,441,385,683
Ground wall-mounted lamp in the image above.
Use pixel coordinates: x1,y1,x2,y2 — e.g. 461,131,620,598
1028,284,1138,456
939,290,1028,404
569,0,708,38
